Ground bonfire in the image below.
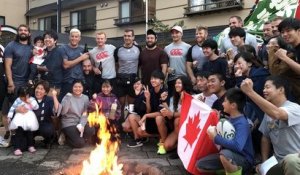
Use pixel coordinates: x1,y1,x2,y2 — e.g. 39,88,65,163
81,102,123,175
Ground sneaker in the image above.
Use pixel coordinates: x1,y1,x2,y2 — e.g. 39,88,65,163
28,146,36,153
14,149,23,156
127,139,143,148
0,137,9,148
157,143,167,155
140,137,149,144
58,133,66,145
4,131,10,140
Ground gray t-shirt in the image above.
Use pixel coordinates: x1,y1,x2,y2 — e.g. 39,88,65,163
186,44,208,71
220,32,258,54
259,100,300,161
4,41,32,86
114,45,141,74
89,44,116,79
58,93,89,128
61,45,84,83
164,42,191,81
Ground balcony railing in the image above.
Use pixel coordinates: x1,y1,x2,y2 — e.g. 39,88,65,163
185,0,243,16
114,13,155,26
64,23,96,33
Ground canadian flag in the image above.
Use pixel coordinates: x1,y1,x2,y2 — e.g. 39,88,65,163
178,93,219,174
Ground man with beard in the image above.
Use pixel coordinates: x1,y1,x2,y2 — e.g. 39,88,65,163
2,24,33,140
59,28,89,101
271,16,284,37
89,32,116,93
186,26,208,86
258,21,274,66
82,59,95,99
220,16,257,55
139,29,168,87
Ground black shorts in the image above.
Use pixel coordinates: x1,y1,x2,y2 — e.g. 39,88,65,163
115,74,136,97
1,92,18,115
145,117,173,135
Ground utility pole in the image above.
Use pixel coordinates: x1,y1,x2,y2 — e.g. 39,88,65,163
57,0,62,33
145,0,148,33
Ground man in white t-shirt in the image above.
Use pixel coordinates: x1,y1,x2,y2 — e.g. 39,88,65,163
241,76,300,175
89,31,116,93
193,71,217,107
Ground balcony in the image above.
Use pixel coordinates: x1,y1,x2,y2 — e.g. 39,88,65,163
114,14,155,26
185,0,243,16
64,23,96,33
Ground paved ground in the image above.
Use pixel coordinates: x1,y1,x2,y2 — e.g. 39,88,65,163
0,126,189,175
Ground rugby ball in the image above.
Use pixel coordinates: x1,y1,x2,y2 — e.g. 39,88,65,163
216,118,236,140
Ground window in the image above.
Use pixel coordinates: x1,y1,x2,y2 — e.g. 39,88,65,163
38,16,57,31
70,7,96,31
0,16,5,26
185,0,243,15
115,0,155,26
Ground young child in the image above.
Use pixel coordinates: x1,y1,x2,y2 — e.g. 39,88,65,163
196,88,254,175
89,80,121,121
29,36,46,85
8,87,39,156
88,80,121,142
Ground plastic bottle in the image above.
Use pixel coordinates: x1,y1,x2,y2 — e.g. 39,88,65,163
109,99,118,120
83,43,89,53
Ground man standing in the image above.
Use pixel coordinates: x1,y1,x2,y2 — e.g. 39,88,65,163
114,28,141,119
241,76,300,175
164,26,191,96
139,29,168,87
89,32,116,93
274,17,300,103
220,16,257,55
40,30,64,95
186,26,208,85
271,16,284,37
2,24,32,139
258,21,273,66
59,28,89,100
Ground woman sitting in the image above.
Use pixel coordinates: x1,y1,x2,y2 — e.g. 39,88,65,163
53,80,94,148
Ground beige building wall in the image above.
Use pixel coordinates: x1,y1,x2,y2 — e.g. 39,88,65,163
0,0,27,28
155,0,253,30
95,0,254,38
28,0,56,9
26,0,255,38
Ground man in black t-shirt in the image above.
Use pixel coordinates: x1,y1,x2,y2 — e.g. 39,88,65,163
276,18,300,74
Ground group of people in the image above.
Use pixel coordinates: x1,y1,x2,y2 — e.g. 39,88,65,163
0,14,300,175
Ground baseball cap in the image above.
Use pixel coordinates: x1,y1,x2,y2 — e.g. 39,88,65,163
170,26,183,34
147,29,157,37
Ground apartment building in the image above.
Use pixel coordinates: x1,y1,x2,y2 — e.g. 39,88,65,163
6,0,253,45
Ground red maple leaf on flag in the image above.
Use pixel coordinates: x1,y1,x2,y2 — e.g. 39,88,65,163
183,111,201,152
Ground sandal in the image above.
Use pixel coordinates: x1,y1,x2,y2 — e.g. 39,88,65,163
14,149,23,156
28,146,36,153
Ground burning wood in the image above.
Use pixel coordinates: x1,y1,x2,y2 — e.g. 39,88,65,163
81,102,123,175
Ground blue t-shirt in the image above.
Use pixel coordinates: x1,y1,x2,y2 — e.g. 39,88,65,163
4,41,33,86
214,115,254,165
61,45,84,83
42,46,64,87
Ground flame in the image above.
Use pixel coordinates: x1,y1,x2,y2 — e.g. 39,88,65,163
81,102,123,175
